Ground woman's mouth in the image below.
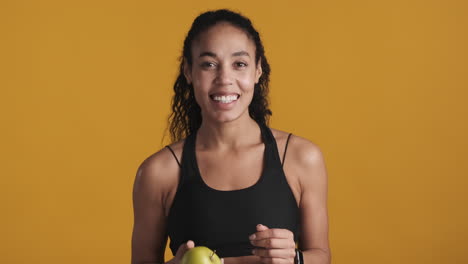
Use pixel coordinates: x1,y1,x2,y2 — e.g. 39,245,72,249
209,94,240,104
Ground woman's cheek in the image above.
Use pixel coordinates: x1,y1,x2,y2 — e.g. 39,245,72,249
236,75,256,91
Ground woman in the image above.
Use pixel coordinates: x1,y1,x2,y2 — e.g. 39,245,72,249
131,9,331,264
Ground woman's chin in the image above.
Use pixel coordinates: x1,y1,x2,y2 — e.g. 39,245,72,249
205,112,244,124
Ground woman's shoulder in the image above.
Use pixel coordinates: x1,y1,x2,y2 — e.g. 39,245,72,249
134,139,186,197
139,139,185,170
270,128,327,206
270,128,325,168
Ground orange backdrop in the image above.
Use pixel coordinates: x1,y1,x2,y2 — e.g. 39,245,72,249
1,0,467,263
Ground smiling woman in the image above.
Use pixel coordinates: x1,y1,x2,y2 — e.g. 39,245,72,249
183,22,263,124
131,9,331,264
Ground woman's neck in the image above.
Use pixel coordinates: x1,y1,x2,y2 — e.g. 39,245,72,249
196,115,262,150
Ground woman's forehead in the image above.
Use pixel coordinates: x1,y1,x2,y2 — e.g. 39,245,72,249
192,23,256,57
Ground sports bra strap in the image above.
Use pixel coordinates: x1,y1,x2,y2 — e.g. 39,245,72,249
165,145,181,168
282,133,293,167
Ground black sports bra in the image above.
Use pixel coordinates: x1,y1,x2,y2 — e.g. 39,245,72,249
165,122,299,258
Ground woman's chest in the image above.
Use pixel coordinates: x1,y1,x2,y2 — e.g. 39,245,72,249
196,149,265,191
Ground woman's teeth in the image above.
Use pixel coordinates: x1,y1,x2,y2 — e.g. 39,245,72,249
212,95,239,104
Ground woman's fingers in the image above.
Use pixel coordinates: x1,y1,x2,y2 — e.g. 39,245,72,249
174,240,195,259
249,224,295,249
250,225,296,264
253,248,296,259
258,257,295,264
250,237,296,249
250,226,294,242
186,240,195,248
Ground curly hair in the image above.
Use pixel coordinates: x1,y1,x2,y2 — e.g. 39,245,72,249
168,9,272,143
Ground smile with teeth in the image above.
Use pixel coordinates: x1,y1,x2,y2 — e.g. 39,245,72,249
211,94,240,104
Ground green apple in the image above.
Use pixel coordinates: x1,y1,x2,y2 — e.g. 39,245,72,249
181,246,222,264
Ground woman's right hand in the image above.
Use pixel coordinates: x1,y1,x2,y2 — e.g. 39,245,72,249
167,240,195,264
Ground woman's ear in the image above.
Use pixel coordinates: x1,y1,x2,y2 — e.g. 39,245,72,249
255,58,263,84
183,59,192,84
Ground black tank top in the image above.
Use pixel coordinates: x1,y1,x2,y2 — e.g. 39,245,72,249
165,122,299,258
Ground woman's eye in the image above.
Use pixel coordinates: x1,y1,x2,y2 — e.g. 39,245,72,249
235,62,248,68
201,62,216,68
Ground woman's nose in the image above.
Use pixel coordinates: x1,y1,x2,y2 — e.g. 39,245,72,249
215,65,233,85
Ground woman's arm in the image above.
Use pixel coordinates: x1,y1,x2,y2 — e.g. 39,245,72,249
131,146,195,264
131,154,169,264
292,137,331,263
248,135,331,264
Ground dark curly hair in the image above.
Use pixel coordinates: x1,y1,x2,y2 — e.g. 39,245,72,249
168,9,272,143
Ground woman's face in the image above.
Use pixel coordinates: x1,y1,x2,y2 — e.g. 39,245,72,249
184,22,262,124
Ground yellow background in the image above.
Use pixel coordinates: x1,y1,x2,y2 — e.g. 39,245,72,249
1,0,467,263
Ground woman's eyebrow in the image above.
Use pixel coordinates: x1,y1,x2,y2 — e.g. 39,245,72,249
199,51,217,58
198,51,250,58
232,51,250,57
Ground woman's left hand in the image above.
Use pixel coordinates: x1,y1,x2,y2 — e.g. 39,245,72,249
249,224,296,264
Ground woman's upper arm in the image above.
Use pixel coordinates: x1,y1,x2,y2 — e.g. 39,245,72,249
131,152,176,264
291,138,331,254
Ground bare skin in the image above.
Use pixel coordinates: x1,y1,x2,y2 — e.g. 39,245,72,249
131,22,330,264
